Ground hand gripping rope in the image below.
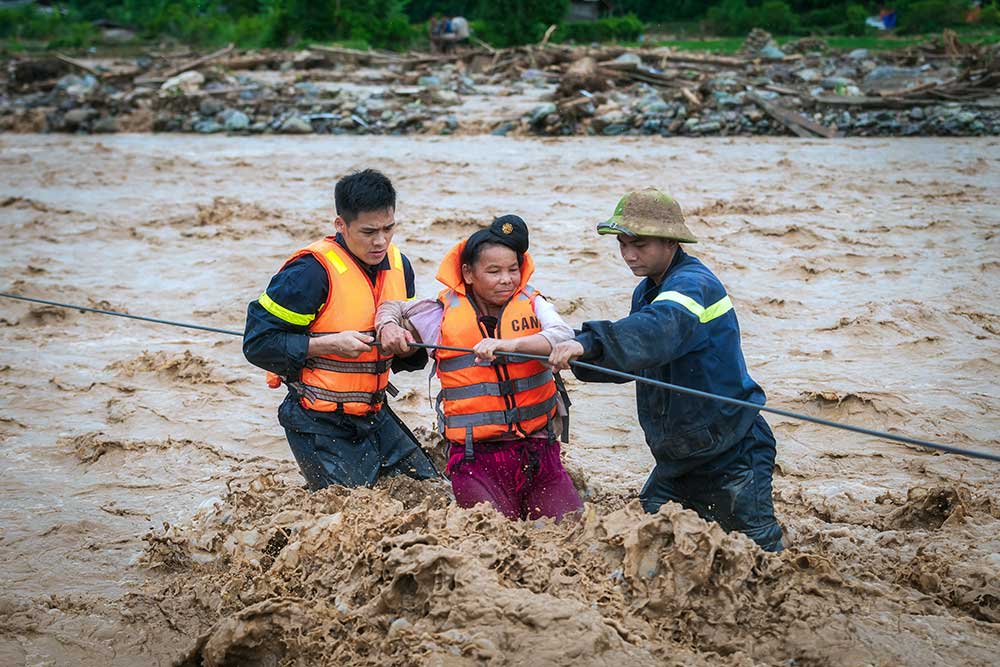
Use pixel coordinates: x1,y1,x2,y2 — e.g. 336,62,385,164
2,291,997,463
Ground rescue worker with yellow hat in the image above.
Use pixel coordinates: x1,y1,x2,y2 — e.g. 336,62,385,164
549,189,784,551
243,169,437,490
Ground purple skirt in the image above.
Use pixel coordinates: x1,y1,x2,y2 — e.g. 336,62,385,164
446,435,583,521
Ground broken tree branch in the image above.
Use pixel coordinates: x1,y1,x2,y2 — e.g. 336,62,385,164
161,44,235,78
55,54,101,77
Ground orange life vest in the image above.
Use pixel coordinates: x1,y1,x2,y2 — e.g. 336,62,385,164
277,237,406,415
434,241,558,458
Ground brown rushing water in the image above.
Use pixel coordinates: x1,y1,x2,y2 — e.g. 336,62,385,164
0,134,997,666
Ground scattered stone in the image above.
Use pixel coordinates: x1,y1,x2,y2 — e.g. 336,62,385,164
529,103,557,125
795,68,822,83
63,107,97,128
491,121,516,136
92,116,119,133
613,53,642,65
161,71,204,94
199,98,225,116
759,45,786,60
193,119,224,134
821,76,855,90
220,109,251,132
279,116,313,134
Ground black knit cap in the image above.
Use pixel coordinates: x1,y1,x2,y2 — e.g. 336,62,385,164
464,214,529,259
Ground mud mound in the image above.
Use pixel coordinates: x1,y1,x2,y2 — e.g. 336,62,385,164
194,197,272,227
426,217,483,231
139,472,974,667
688,199,821,217
63,431,243,465
792,389,909,425
882,486,965,530
0,196,72,214
108,350,224,384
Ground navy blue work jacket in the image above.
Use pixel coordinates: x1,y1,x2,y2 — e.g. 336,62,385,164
574,248,765,477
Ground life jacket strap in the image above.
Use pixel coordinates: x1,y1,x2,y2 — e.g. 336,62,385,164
436,353,482,372
293,382,386,408
554,372,572,444
443,395,557,430
304,357,392,374
464,427,474,461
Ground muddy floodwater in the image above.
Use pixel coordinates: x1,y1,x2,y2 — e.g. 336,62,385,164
0,134,998,666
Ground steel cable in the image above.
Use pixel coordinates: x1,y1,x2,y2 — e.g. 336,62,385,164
3,291,997,463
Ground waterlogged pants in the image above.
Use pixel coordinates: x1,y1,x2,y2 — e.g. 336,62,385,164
280,399,438,491
446,436,583,521
640,415,784,552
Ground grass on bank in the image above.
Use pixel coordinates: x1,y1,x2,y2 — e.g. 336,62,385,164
648,30,1000,53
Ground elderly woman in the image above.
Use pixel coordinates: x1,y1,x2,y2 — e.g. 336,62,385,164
377,215,582,521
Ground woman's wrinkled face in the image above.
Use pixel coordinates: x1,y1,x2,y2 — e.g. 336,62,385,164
462,244,520,309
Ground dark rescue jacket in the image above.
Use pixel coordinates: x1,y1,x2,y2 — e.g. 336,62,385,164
574,248,765,477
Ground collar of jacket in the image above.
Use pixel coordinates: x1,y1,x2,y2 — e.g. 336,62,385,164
435,239,536,296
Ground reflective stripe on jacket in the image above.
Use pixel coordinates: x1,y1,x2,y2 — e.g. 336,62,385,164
434,241,558,457
261,237,407,415
574,247,765,476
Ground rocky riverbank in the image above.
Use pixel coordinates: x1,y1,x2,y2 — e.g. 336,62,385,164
2,30,998,138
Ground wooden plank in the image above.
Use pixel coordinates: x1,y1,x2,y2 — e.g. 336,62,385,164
660,52,747,68
160,44,234,78
763,83,800,96
55,53,101,77
681,87,702,108
748,91,837,138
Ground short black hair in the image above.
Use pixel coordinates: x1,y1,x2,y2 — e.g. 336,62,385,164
335,169,396,223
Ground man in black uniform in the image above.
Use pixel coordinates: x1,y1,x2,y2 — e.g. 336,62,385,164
243,169,437,490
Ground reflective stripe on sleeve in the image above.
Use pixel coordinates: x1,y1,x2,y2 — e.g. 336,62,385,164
258,292,316,326
652,291,733,323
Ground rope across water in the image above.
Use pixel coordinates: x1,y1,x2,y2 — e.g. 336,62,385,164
3,291,997,463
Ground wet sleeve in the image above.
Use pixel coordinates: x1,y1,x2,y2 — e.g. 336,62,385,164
534,296,574,347
242,257,328,377
572,276,711,378
390,253,429,372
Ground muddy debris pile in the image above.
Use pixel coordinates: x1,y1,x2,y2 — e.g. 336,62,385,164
2,29,998,138
131,469,1000,667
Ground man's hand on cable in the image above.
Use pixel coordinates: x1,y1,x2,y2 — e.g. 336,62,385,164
548,340,584,370
307,331,374,359
473,337,514,362
378,322,414,355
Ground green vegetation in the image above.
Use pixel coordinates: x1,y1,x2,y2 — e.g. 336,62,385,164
0,0,997,52
472,0,569,47
651,31,999,54
554,15,645,45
